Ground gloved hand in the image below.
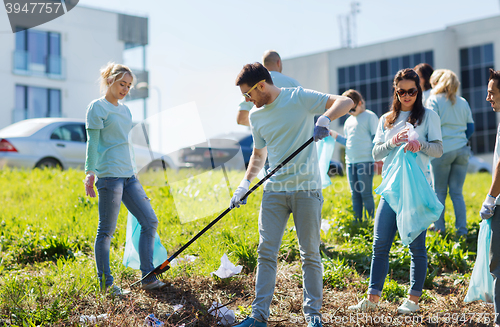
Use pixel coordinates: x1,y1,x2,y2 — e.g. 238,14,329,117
391,129,408,147
404,140,421,153
230,179,250,209
480,194,497,219
84,172,96,198
313,115,331,142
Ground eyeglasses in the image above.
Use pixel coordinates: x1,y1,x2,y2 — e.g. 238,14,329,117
349,104,358,113
396,88,418,97
243,80,265,99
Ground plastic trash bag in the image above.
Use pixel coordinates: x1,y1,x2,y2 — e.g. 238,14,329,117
465,218,494,303
375,146,443,246
123,211,168,269
209,302,235,326
316,135,335,188
406,122,418,141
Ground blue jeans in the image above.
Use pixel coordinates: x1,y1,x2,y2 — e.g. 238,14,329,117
490,207,500,324
251,190,323,322
431,145,470,236
347,162,375,221
95,176,159,288
368,198,428,297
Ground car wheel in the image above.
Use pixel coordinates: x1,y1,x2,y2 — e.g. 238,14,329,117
35,158,62,170
147,160,168,172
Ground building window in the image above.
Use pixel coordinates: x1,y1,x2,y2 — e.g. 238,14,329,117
460,43,495,154
14,85,61,123
13,28,63,78
338,51,434,122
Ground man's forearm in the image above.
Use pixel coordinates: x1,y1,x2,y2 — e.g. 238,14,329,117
489,160,500,197
244,152,266,182
237,110,250,126
323,96,353,122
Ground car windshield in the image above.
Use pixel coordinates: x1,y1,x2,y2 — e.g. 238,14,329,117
0,121,46,137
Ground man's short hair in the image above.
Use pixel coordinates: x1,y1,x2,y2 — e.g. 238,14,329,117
235,62,273,87
489,68,500,92
262,50,281,67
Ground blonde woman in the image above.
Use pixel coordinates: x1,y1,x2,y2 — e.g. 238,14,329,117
426,69,474,236
84,62,166,294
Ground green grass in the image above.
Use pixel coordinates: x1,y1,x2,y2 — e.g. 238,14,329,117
0,168,492,325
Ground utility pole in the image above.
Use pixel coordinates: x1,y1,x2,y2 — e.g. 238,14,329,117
338,1,361,48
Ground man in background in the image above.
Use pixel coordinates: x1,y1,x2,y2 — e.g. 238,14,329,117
236,50,300,126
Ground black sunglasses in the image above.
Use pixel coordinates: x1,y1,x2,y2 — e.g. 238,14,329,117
396,88,418,97
349,104,357,113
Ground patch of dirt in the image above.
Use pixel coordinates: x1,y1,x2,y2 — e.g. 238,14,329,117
65,263,495,326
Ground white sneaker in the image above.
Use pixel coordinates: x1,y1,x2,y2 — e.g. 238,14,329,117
397,299,419,314
348,298,378,311
106,285,131,296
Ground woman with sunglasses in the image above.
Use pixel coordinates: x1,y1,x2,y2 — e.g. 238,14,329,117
426,69,474,237
331,89,379,221
348,68,443,314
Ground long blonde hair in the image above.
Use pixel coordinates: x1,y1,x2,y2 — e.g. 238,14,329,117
430,69,459,105
99,62,135,94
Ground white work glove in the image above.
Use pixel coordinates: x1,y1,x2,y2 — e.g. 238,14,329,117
480,194,497,219
229,179,250,209
84,172,96,198
313,115,331,142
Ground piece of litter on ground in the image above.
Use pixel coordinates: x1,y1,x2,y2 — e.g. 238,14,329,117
321,219,331,233
172,304,184,312
209,301,235,326
144,313,164,327
79,314,108,324
211,253,242,279
170,255,197,267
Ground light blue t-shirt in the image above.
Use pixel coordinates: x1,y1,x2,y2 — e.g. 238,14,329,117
85,97,136,178
374,109,442,181
426,93,474,154
238,71,301,112
343,109,379,164
422,89,432,105
249,87,329,191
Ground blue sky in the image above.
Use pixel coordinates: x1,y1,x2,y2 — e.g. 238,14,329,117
5,0,500,150
83,0,498,141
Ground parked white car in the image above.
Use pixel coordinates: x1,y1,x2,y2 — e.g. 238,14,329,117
0,118,176,172
468,155,492,173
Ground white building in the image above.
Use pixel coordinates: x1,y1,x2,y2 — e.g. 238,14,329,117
0,5,148,128
283,15,500,163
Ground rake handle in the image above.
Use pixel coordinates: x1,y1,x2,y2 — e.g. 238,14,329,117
132,137,314,286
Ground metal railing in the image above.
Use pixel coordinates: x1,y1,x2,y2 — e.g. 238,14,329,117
12,51,65,79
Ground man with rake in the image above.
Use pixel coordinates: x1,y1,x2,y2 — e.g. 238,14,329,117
230,62,352,327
